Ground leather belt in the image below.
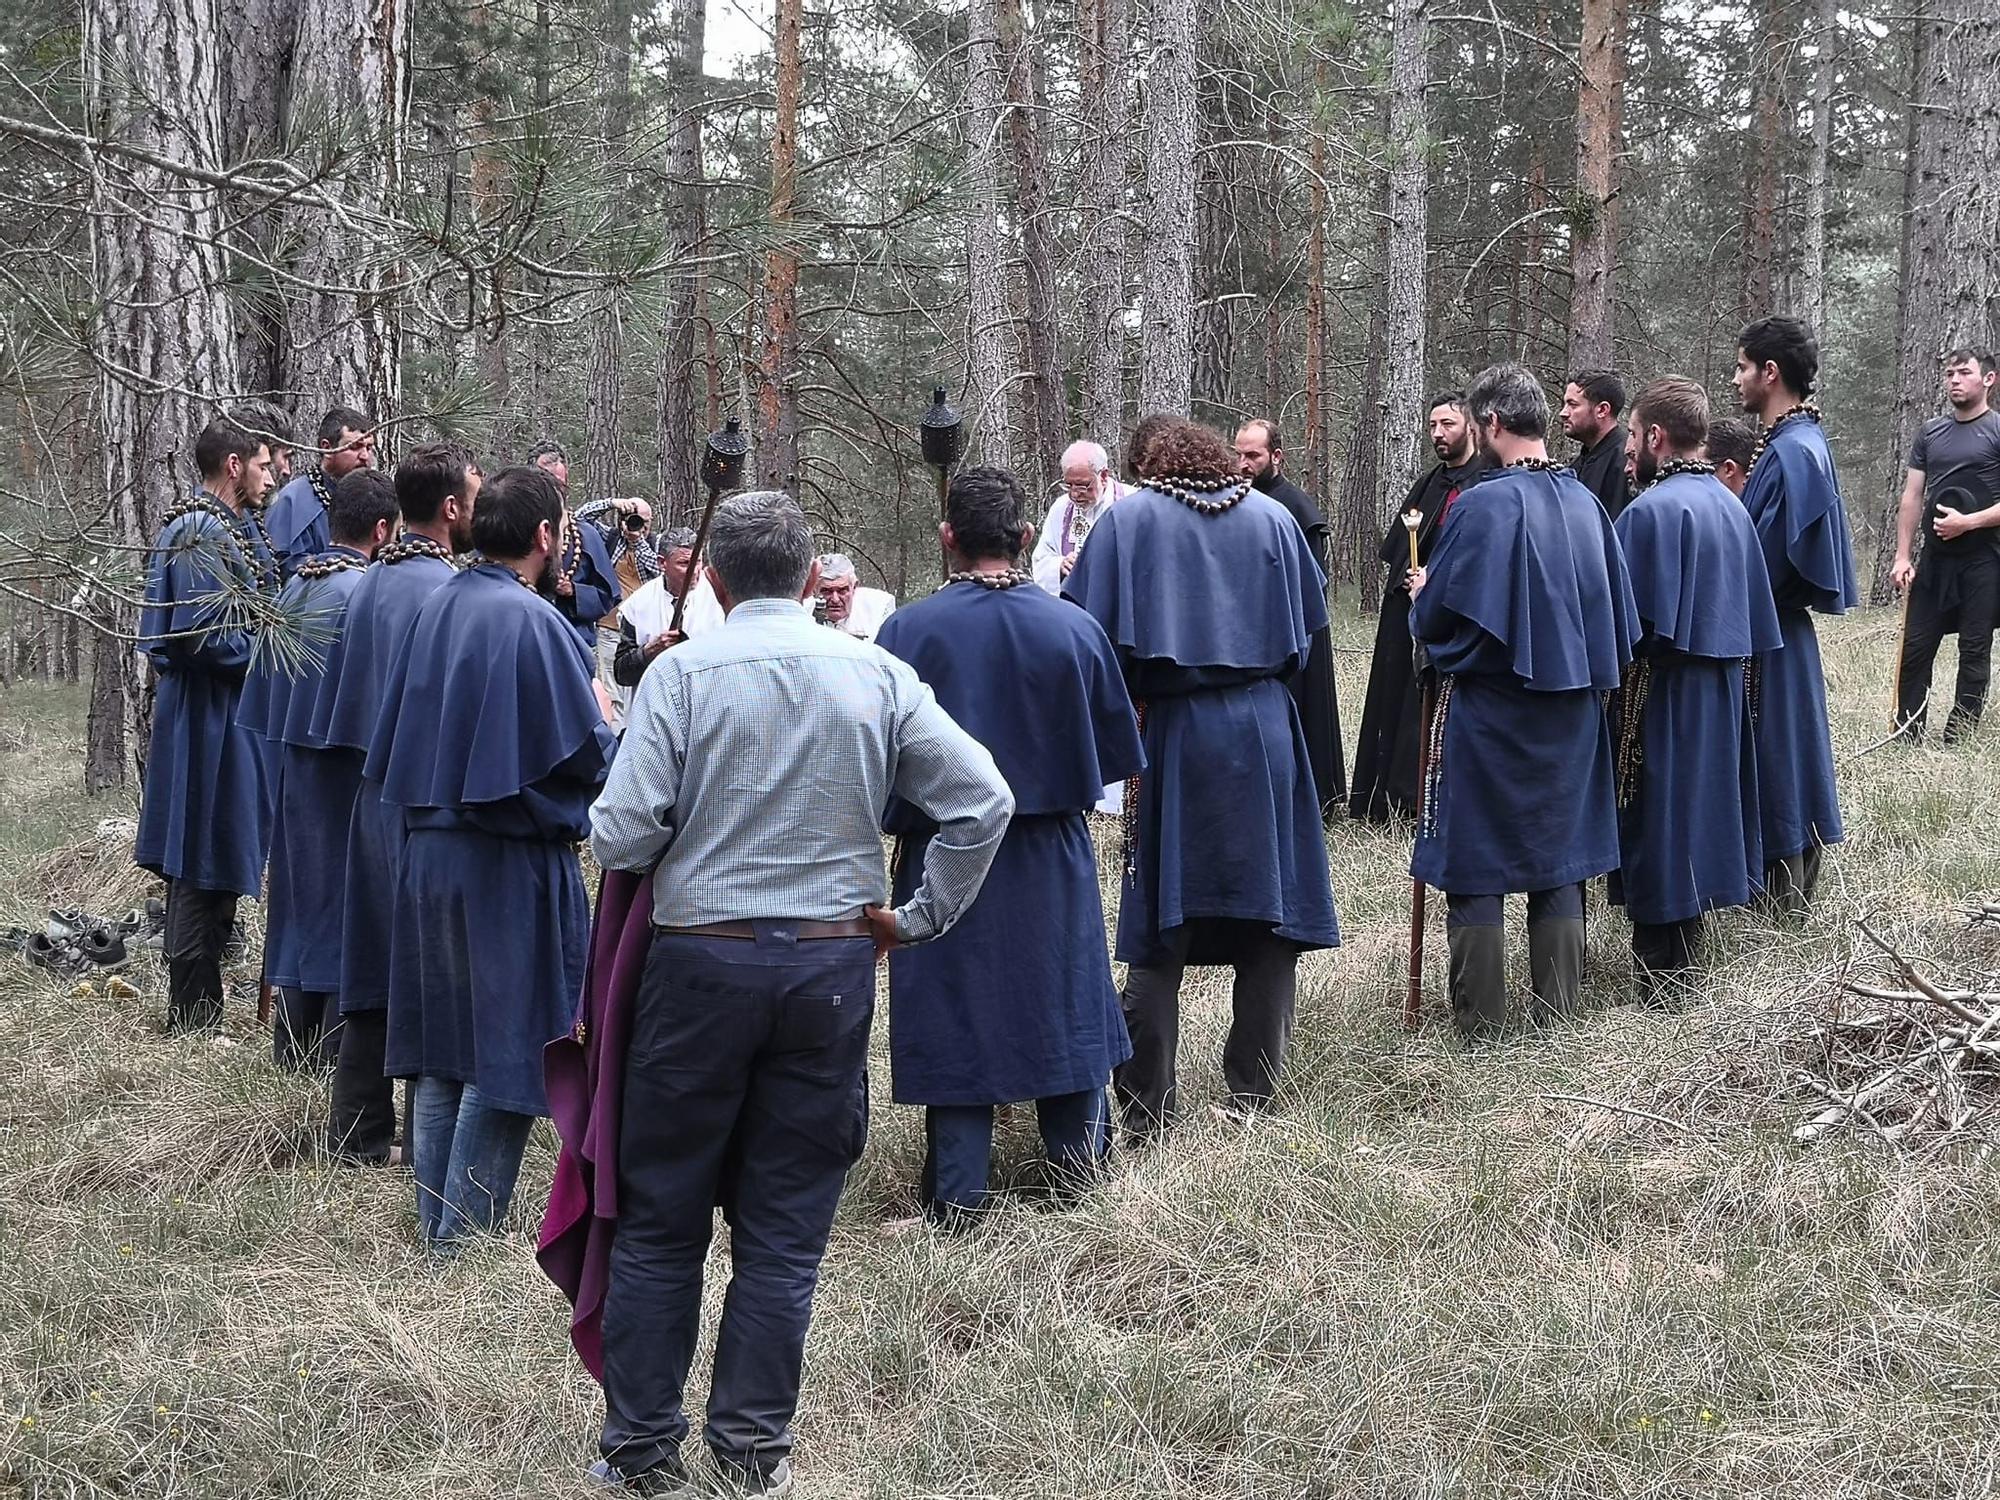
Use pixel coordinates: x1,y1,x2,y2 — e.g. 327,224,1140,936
660,917,872,941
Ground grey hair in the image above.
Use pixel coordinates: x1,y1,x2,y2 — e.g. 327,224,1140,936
707,492,816,600
659,525,697,551
1060,439,1109,473
1464,360,1550,440
816,552,858,582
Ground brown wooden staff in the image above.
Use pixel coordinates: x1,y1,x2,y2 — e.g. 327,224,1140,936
671,418,748,637
1403,507,1427,1030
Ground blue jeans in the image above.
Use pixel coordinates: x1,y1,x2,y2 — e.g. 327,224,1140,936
409,1077,536,1246
922,1090,1107,1220
599,925,875,1483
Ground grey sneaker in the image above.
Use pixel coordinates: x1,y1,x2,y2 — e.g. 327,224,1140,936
713,1458,793,1497
587,1457,700,1496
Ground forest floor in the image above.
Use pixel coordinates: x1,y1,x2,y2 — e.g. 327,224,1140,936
2,604,1998,1499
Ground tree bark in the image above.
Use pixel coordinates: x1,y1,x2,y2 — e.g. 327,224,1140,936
1381,0,1430,520
756,0,804,490
83,0,242,791
217,0,302,400
1077,0,1130,453
1798,0,1836,331
1741,0,1787,320
1936,0,2000,352
582,0,636,502
1002,0,1064,483
1568,0,1625,370
282,0,404,445
1138,0,1197,414
964,0,1016,466
655,0,708,524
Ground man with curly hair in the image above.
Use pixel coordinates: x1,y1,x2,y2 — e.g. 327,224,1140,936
1064,420,1340,1138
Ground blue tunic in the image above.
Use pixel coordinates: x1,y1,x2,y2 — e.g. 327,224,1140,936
1410,466,1638,895
236,549,370,991
1065,486,1340,966
1741,415,1857,863
877,580,1144,1105
367,565,615,1117
1609,472,1784,924
264,472,332,578
320,542,457,1014
555,518,621,645
134,501,277,899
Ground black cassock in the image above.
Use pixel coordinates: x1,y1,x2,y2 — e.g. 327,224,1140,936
1347,456,1488,822
1253,473,1345,813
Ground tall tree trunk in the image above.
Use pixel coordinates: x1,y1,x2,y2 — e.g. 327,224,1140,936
1303,70,1329,509
217,0,301,399
656,0,708,523
1381,0,1430,519
1568,0,1625,369
1937,0,2000,351
1002,0,1064,483
1871,2,1945,603
1741,0,1787,320
756,0,804,489
1076,0,1130,451
1138,0,1197,414
582,0,636,501
964,0,1016,466
282,0,404,445
83,0,241,791
1798,0,1836,330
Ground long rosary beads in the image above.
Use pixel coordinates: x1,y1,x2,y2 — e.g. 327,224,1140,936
944,568,1033,590
1745,401,1822,477
1150,474,1253,515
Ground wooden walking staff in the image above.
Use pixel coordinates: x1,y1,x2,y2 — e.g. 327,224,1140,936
671,417,749,637
1403,507,1427,1029
920,386,966,580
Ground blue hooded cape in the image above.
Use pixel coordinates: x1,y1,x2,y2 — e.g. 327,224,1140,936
134,503,276,899
1065,486,1339,965
317,544,456,1014
368,564,615,1116
877,580,1143,1104
264,472,331,578
1609,471,1784,924
235,549,368,989
1410,465,1638,894
1740,415,1856,863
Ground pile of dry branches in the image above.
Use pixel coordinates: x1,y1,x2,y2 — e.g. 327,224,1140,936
1786,915,2000,1147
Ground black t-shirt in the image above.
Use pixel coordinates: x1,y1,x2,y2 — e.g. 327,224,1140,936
1912,407,2000,560
1572,430,1632,519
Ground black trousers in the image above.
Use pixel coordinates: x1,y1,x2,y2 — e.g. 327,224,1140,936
1631,917,1704,1007
600,927,875,1484
273,989,341,1072
1115,919,1298,1138
1444,884,1586,1041
328,1008,398,1164
1897,553,1999,739
163,880,237,1030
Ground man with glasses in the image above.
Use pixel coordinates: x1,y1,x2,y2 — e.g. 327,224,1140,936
1032,439,1122,595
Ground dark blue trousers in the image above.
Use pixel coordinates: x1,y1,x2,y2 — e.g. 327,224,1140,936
599,926,875,1483
921,1089,1106,1221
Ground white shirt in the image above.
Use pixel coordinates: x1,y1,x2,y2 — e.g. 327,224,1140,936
1032,488,1120,594
622,573,726,644
825,585,896,642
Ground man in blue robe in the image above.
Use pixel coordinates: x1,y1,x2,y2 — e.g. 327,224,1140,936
1408,361,1637,1041
877,466,1143,1220
237,470,398,1068
321,442,481,1165
262,407,377,576
368,465,615,1247
529,439,623,647
136,413,280,1033
1609,378,1783,1002
1065,419,1340,1138
1733,315,1858,915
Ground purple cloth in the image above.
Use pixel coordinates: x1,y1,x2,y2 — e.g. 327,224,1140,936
536,866,654,1384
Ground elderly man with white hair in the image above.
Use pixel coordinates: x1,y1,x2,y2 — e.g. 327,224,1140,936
815,553,897,641
1032,439,1121,595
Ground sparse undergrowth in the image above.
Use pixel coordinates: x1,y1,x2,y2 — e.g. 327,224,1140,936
2,611,1998,1499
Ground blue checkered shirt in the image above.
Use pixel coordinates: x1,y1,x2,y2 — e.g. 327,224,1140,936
591,596,1014,941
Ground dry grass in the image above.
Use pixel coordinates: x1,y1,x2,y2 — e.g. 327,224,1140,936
2,611,1999,1499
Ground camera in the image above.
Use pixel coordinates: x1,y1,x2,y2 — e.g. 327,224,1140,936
622,511,647,533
